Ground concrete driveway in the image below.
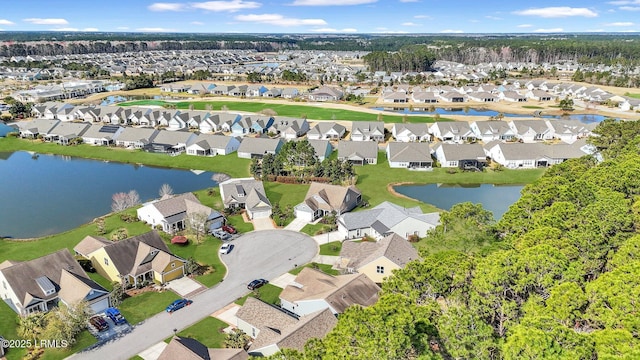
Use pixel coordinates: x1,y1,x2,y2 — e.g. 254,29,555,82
70,230,317,360
251,217,276,230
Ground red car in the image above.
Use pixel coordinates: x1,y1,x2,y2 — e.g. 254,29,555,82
222,225,237,234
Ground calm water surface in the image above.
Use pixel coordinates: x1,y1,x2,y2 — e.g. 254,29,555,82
0,151,218,238
394,183,525,219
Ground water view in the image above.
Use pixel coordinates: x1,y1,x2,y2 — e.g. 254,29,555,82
394,183,525,219
0,151,219,238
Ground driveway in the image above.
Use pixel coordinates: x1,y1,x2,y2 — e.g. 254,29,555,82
252,217,276,230
283,217,308,232
70,230,317,360
165,277,206,297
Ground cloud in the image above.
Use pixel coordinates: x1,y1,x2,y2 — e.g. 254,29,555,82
513,7,597,18
191,0,261,12
310,27,358,32
191,21,205,25
401,22,420,26
399,0,419,2
607,0,640,4
148,2,186,11
517,24,533,28
413,15,431,19
83,28,99,31
0,19,15,26
290,0,377,5
373,30,409,33
485,15,502,20
587,29,605,32
49,27,99,32
234,13,326,26
619,29,639,32
605,21,635,26
23,18,69,25
440,29,463,33
136,27,178,32
533,27,564,32
619,6,640,10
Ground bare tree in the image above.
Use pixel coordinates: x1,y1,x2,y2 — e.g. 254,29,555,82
159,183,174,198
127,190,140,206
111,190,141,212
186,211,209,244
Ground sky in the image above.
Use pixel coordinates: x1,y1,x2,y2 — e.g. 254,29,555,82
0,0,639,34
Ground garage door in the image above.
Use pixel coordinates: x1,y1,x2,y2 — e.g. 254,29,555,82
90,297,110,314
249,210,272,219
294,209,313,222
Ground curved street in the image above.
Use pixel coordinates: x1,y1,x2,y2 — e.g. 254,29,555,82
69,230,318,360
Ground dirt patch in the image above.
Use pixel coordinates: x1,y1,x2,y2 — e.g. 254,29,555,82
387,182,420,201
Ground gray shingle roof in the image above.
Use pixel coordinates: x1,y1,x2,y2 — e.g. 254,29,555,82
337,140,378,160
339,201,440,234
387,142,432,162
339,232,420,270
237,137,282,155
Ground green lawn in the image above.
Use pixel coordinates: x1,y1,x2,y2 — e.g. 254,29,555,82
87,272,114,291
39,330,97,360
235,283,283,306
521,105,544,109
624,92,640,99
289,263,339,276
226,214,254,233
263,182,309,209
300,223,334,236
173,317,229,348
168,235,226,287
319,241,342,256
0,301,25,360
0,138,251,179
354,152,544,212
119,99,445,123
119,290,181,325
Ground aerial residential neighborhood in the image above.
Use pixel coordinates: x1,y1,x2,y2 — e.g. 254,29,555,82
2,2,640,358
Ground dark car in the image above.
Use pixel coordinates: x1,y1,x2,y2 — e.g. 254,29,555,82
247,279,268,290
222,225,237,234
166,299,193,313
89,315,109,332
105,307,127,325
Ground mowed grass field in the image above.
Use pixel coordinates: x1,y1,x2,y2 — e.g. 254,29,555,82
118,99,445,123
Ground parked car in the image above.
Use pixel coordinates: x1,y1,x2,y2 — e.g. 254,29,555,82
222,225,237,234
105,307,127,325
247,278,268,290
166,298,193,313
212,229,231,241
219,243,233,254
89,315,109,332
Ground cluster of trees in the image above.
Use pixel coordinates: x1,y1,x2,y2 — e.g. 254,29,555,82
18,302,90,348
250,140,354,184
123,75,154,90
573,68,640,88
363,45,436,73
281,70,308,83
277,119,640,359
111,190,141,212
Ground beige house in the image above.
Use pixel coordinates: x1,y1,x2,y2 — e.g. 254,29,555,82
158,337,248,360
293,182,362,222
279,267,380,317
338,233,420,283
74,231,185,287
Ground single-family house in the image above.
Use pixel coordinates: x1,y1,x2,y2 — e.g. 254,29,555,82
213,84,235,96
309,86,343,102
158,337,248,360
81,124,124,146
432,143,487,170
202,113,241,133
305,139,333,161
237,137,283,159
44,121,90,145
467,91,498,102
391,123,431,142
382,91,408,103
279,267,380,317
145,130,196,154
262,88,283,98
350,121,385,142
228,85,248,97
186,134,240,156
272,117,310,139
485,140,593,169
73,231,186,287
526,89,554,101
281,88,299,99
246,85,268,97
186,82,217,95
219,178,272,219
168,112,189,131
232,116,274,135
470,120,517,142
307,122,346,140
500,91,527,102
508,120,554,143
619,97,640,112
0,249,110,316
294,182,362,222
116,127,159,148
137,192,223,234
438,91,466,103
336,140,378,165
337,232,420,283
386,142,433,170
236,297,337,357
337,201,440,240
412,91,438,103
429,122,475,143
545,120,595,144
16,119,60,138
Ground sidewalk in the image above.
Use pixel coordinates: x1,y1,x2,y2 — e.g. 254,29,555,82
312,231,344,246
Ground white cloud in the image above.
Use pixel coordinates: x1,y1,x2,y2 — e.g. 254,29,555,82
234,13,327,26
83,28,99,31
310,27,358,32
23,18,69,25
586,29,605,32
0,19,15,26
620,6,640,10
191,1,261,12
513,7,597,18
605,21,635,26
290,0,376,5
533,27,564,32
191,21,205,25
608,0,640,4
116,26,130,30
148,2,186,11
413,15,431,19
51,27,79,31
517,24,533,28
485,15,502,20
619,29,639,32
440,29,463,33
399,0,419,2
372,30,408,33
136,27,178,32
401,22,420,26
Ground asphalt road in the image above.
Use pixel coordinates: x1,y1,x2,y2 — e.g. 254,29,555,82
69,230,317,360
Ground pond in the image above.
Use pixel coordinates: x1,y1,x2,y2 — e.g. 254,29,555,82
393,183,525,219
100,95,163,106
0,151,219,239
371,107,610,123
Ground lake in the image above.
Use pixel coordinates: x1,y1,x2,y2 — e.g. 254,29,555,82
0,151,219,239
393,183,525,219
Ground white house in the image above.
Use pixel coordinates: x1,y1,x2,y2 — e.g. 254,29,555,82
386,142,433,170
186,134,240,156
392,123,431,142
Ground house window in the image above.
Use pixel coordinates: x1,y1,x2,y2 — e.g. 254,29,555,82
376,266,385,274
104,258,109,266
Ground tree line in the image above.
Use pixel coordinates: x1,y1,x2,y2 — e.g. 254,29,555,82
363,45,436,72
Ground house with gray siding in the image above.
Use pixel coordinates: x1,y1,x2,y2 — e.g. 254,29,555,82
386,142,433,170
237,137,283,159
337,140,378,165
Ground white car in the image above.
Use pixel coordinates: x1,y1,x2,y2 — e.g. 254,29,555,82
219,243,233,254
